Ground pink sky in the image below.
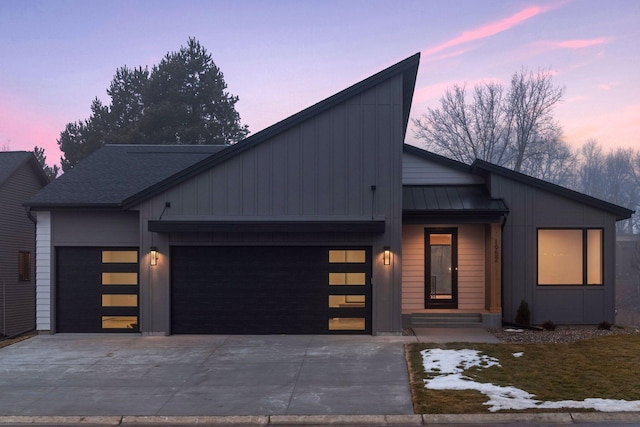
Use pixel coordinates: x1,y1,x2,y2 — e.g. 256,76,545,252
1,0,638,167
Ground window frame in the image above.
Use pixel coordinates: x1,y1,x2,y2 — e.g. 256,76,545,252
18,251,31,282
536,227,604,286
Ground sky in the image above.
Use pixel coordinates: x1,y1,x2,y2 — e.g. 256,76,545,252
422,347,640,412
1,0,639,167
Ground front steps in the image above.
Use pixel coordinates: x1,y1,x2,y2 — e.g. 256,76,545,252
404,312,484,328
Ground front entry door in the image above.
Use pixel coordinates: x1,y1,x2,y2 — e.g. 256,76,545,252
425,228,458,308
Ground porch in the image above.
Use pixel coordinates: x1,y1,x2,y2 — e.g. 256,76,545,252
401,185,508,328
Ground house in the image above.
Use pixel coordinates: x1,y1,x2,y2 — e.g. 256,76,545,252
0,152,49,337
25,54,633,335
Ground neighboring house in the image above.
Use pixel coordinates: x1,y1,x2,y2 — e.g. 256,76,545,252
0,152,49,337
26,54,633,336
616,234,640,327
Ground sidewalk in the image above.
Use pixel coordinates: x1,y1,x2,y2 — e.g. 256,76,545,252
2,412,640,425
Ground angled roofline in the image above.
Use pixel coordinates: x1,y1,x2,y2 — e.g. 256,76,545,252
1,151,49,189
122,53,421,209
471,158,635,220
403,144,473,173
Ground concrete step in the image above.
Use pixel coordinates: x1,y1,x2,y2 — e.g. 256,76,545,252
408,312,483,328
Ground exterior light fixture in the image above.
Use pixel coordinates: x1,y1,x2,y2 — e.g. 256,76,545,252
150,247,158,266
384,246,391,265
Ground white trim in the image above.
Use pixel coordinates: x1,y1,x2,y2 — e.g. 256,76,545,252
35,211,51,331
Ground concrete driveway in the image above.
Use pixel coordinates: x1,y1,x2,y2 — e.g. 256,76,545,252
0,334,416,417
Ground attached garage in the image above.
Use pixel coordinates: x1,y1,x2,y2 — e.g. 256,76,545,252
170,246,372,334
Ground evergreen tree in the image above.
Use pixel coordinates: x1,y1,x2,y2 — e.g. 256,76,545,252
56,38,248,171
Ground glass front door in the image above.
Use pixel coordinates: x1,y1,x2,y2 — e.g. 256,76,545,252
425,228,458,308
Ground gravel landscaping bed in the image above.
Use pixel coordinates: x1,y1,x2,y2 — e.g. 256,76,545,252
490,325,640,344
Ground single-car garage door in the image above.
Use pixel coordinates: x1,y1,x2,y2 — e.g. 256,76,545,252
56,247,139,333
171,246,371,334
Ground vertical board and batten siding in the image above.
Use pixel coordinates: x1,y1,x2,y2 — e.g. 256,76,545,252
402,223,485,311
402,152,483,185
0,162,42,336
489,174,617,324
161,87,396,220
138,76,406,334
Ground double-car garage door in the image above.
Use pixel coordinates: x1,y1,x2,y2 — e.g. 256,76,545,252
171,246,372,334
56,246,371,334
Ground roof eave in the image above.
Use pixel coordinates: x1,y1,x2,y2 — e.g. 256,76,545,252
472,159,635,220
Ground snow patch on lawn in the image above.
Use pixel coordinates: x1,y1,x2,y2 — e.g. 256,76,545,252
421,348,640,412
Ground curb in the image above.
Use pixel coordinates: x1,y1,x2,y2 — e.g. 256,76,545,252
1,412,640,425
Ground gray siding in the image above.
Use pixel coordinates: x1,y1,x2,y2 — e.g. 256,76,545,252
402,152,484,185
0,162,43,336
490,174,617,324
138,76,406,335
52,211,139,246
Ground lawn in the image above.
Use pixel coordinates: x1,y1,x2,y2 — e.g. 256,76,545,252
406,334,640,414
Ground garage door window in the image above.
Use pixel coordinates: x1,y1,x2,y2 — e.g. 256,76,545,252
102,316,138,329
329,272,366,285
102,272,138,285
329,295,366,308
327,248,370,332
329,318,365,331
102,295,138,307
329,250,366,263
102,251,138,263
101,249,139,332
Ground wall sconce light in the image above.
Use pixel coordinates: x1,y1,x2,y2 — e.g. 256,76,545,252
384,246,391,265
150,246,158,266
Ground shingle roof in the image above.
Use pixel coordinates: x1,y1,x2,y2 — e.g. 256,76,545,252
0,151,49,190
403,185,508,215
26,145,226,208
0,151,33,186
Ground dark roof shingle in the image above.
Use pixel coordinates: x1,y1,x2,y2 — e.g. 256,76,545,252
26,145,226,208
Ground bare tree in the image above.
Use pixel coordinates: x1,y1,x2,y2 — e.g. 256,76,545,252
508,68,565,172
520,135,576,186
575,140,639,233
413,82,510,165
413,67,565,173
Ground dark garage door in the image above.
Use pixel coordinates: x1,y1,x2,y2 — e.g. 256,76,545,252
56,247,139,333
171,246,371,334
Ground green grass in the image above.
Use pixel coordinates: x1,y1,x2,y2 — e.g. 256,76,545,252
406,334,640,414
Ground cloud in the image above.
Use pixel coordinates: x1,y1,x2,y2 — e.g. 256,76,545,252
598,81,621,90
422,5,553,59
557,38,611,49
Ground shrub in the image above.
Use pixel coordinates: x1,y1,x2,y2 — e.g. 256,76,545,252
515,300,531,325
542,320,557,331
598,321,612,330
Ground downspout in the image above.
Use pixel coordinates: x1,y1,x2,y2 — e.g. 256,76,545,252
22,206,38,336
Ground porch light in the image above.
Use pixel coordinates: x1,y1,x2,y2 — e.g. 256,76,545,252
150,247,158,266
384,246,391,265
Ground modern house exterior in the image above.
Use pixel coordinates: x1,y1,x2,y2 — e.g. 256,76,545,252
25,54,633,336
0,151,49,337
